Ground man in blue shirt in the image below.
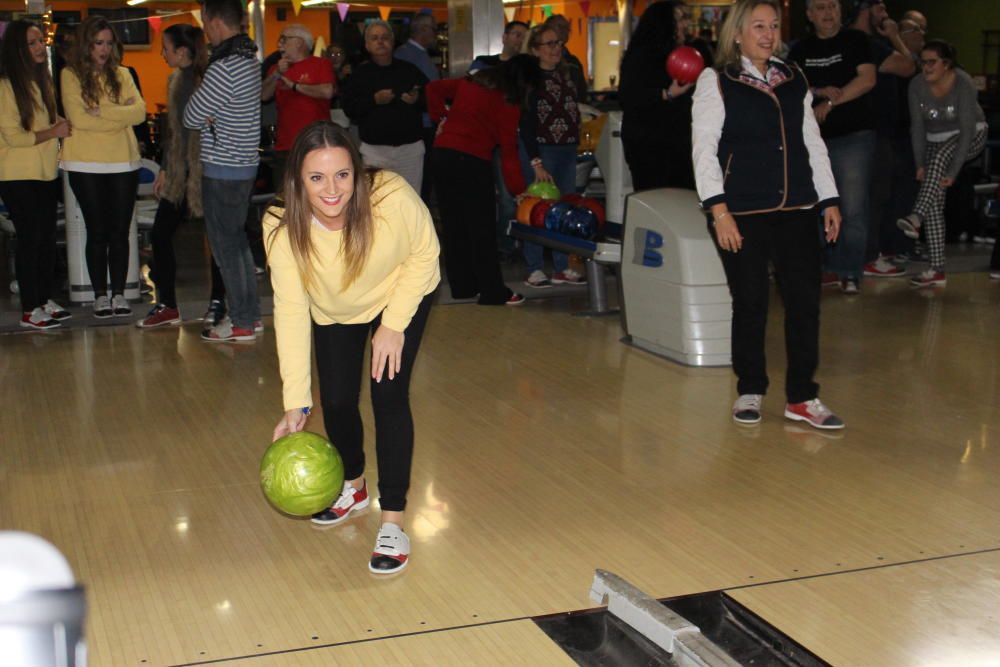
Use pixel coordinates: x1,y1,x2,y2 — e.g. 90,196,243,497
394,12,439,202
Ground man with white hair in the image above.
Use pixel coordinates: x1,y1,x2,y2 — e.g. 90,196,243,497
394,12,440,202
342,21,428,194
262,23,335,186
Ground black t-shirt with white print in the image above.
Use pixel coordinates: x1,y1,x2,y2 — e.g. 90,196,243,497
788,28,875,139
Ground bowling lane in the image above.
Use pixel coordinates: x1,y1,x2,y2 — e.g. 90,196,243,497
3,274,1000,664
728,551,1000,667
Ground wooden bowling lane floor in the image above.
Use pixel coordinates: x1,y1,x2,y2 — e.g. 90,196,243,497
1,274,999,665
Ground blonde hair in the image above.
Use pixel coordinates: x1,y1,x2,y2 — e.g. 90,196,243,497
715,0,782,71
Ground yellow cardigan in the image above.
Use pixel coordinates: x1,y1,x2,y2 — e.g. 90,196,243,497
265,171,441,410
60,66,146,166
0,79,59,181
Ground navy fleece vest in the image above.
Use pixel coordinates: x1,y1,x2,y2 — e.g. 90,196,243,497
716,62,818,214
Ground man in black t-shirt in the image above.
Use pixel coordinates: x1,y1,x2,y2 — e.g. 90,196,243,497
788,0,877,294
469,20,528,72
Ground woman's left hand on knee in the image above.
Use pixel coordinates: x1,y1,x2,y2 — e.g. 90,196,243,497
372,324,405,383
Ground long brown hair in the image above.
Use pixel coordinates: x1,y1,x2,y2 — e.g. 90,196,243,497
0,20,57,131
715,0,783,71
69,16,123,107
162,24,209,84
269,121,389,290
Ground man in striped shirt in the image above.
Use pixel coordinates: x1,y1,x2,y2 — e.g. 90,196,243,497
184,0,262,342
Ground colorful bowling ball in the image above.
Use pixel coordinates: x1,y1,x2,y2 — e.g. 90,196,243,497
527,181,561,200
562,206,599,239
666,46,705,85
516,196,542,225
543,201,576,232
577,197,606,229
260,431,344,516
530,200,555,228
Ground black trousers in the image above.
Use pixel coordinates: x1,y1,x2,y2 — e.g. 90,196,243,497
150,197,226,308
709,208,823,403
68,170,139,295
432,148,510,304
0,179,59,311
313,293,433,513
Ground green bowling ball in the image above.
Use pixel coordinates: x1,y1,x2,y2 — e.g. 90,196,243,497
526,181,561,200
260,431,344,516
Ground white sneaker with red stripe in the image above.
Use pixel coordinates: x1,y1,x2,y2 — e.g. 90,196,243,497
20,307,61,330
910,269,946,288
784,398,845,430
863,255,906,277
310,481,369,526
369,523,410,574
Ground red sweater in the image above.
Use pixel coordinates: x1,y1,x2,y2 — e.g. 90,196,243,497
426,78,526,195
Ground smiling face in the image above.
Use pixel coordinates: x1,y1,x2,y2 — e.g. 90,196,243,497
302,146,355,229
740,4,779,65
807,0,841,38
90,28,114,67
531,28,563,69
26,26,47,65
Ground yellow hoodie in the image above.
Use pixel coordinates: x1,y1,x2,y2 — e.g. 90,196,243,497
60,66,145,169
0,79,59,181
265,171,441,411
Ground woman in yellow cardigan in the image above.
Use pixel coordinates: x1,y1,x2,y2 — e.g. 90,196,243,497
61,17,146,318
267,122,440,574
0,20,73,329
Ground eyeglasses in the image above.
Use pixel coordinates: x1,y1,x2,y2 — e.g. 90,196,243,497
537,39,564,48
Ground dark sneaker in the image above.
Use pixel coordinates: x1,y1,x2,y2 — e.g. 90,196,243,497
136,304,181,328
369,523,410,574
732,394,763,424
821,272,839,287
93,295,113,319
203,299,227,327
784,398,845,430
311,481,370,526
43,300,72,321
20,307,61,330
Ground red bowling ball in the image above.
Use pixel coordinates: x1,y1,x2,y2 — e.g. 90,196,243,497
666,46,705,85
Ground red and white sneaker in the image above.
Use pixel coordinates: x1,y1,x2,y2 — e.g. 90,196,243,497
784,398,845,430
551,268,586,285
311,481,370,526
20,307,61,330
201,318,256,342
910,269,946,288
136,304,181,328
369,523,410,574
821,272,839,287
505,292,526,306
863,255,906,277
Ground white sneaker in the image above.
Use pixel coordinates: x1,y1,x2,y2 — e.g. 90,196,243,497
111,294,132,317
43,300,72,320
523,270,552,288
93,295,113,319
733,394,763,424
20,307,60,330
551,268,586,285
369,523,410,574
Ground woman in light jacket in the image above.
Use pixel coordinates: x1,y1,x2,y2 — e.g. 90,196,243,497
692,0,845,429
61,16,146,318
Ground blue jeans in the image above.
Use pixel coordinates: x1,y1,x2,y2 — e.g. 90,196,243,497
519,142,578,274
825,130,875,281
202,176,261,330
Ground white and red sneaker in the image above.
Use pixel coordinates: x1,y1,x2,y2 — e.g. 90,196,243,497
784,398,845,430
910,269,946,288
20,307,61,330
369,522,410,574
821,272,839,287
863,255,906,277
201,318,256,342
43,300,72,321
551,268,586,285
505,292,526,306
136,304,181,329
311,481,370,526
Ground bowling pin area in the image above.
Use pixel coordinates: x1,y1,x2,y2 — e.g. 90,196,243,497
2,225,1000,666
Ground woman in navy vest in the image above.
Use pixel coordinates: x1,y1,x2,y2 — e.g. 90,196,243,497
691,0,845,430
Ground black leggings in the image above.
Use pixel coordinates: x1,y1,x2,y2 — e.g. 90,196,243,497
313,293,433,512
0,179,59,311
151,197,225,308
68,170,139,295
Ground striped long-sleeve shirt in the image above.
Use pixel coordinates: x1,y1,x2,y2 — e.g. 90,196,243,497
183,42,261,180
